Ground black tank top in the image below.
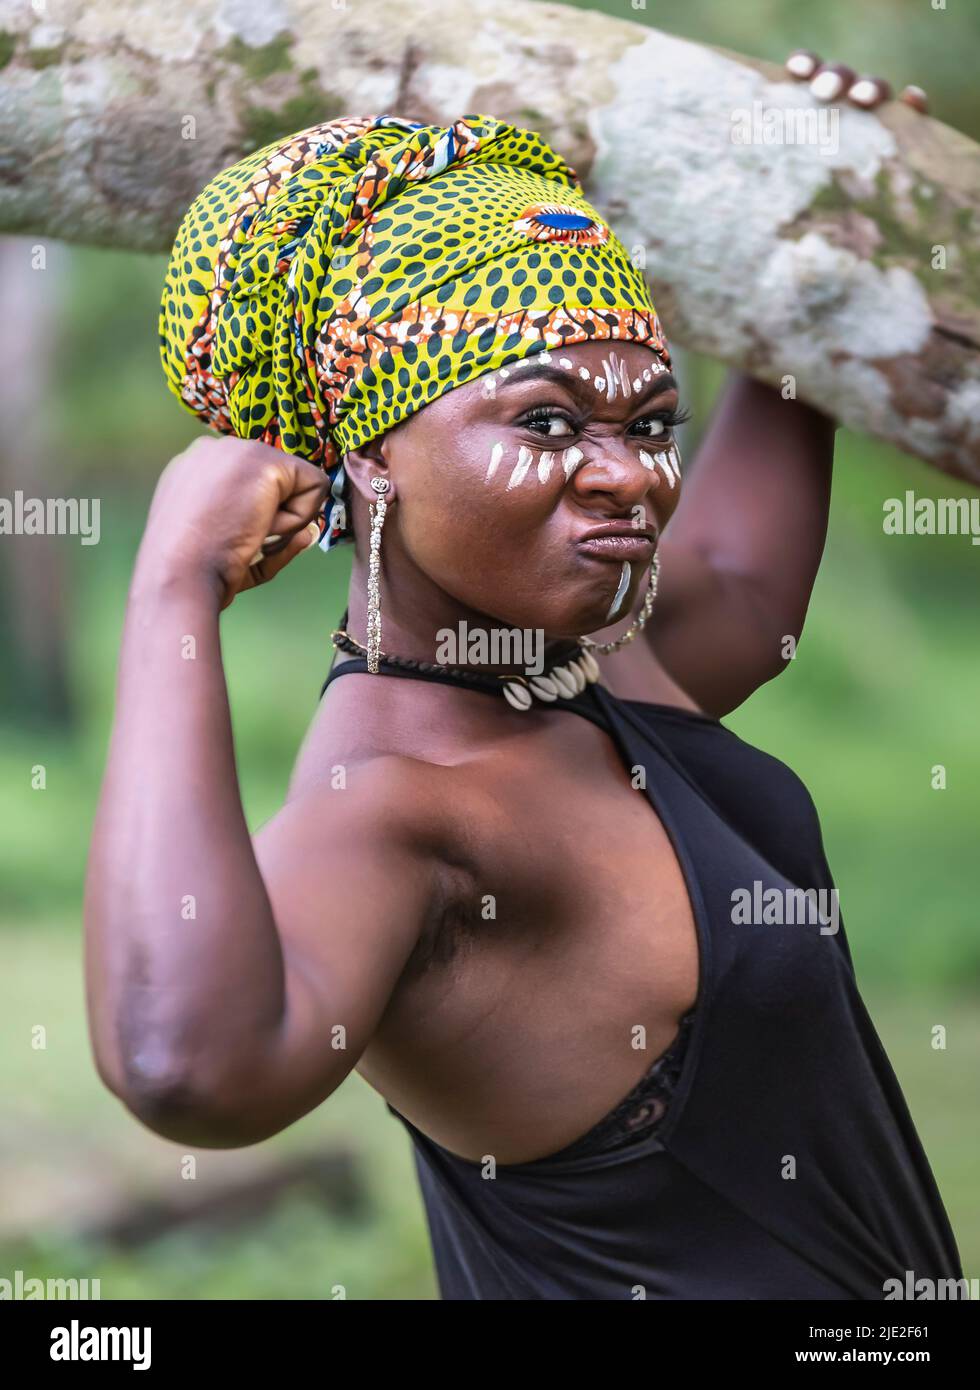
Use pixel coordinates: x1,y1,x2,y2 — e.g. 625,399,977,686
319,658,964,1300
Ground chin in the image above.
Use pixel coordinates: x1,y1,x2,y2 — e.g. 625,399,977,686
539,596,628,641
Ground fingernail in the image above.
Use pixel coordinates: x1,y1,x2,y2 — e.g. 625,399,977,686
304,521,320,548
899,84,929,114
785,50,821,81
810,64,855,102
848,77,891,109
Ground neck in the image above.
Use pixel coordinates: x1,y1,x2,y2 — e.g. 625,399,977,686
345,559,580,679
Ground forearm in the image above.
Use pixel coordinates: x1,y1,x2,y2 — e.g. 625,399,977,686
84,560,286,1107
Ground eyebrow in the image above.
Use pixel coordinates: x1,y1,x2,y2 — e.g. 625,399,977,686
491,362,677,403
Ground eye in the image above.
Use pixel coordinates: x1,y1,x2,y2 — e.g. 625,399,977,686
630,405,691,440
521,406,578,439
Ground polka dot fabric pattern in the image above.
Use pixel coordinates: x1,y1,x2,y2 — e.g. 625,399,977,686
159,112,671,549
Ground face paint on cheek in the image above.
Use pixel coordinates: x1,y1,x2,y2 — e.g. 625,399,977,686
605,560,632,622
648,449,676,488
659,444,682,482
507,446,534,489
562,445,584,479
485,442,576,491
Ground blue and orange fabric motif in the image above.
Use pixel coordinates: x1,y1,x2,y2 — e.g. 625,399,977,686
159,113,671,549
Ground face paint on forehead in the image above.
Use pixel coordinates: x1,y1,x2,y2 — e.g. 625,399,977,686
599,351,633,404
479,349,670,402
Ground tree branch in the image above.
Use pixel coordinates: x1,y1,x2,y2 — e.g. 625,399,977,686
1,0,977,480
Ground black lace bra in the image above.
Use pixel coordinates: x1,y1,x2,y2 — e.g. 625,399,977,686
545,1007,697,1163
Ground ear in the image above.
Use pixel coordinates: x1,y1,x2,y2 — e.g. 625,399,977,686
344,435,397,504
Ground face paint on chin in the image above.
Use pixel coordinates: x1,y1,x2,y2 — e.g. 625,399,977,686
604,560,632,622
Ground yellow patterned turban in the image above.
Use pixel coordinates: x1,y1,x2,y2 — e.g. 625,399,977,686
159,112,671,549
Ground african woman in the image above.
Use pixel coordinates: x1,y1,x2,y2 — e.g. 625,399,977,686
84,114,962,1300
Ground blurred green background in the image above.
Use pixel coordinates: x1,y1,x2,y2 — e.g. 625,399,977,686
0,0,977,1298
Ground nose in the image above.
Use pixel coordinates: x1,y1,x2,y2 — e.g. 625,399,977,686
570,437,667,523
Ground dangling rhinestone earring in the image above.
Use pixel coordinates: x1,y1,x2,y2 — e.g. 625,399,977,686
366,477,391,674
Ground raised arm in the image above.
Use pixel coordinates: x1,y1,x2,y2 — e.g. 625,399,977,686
643,372,836,717
83,438,435,1147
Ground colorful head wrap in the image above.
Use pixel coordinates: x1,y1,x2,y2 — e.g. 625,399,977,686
159,113,671,550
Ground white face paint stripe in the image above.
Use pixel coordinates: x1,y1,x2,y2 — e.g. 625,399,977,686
652,450,676,487
605,560,632,622
481,355,678,488
507,446,533,489
561,445,583,479
614,352,631,399
659,445,681,480
486,441,503,481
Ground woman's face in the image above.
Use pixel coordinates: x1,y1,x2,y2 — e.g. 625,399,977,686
354,339,684,637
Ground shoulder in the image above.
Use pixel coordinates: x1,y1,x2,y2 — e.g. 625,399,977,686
256,749,491,901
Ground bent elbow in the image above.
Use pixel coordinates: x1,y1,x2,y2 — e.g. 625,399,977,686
108,1048,266,1149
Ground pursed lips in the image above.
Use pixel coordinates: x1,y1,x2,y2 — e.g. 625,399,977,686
575,521,658,560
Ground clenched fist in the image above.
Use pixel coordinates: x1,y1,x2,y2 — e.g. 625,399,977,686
135,435,331,609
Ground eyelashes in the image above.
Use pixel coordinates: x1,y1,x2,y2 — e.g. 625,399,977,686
521,403,691,439
633,404,692,435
